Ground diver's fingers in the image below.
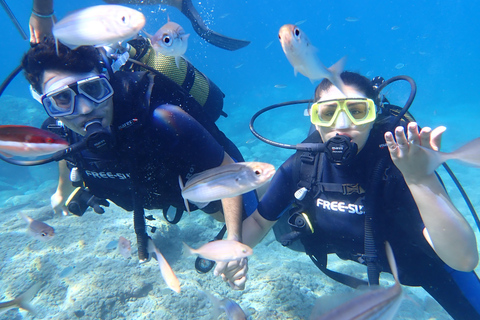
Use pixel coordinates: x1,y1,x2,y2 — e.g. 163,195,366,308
395,126,409,157
407,122,421,145
227,276,246,290
213,261,227,277
419,126,432,147
384,132,399,157
430,126,446,151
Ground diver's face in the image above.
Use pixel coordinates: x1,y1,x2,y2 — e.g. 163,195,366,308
42,70,114,136
315,85,374,152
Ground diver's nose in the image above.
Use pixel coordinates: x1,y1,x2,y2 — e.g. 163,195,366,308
74,95,95,115
335,111,353,129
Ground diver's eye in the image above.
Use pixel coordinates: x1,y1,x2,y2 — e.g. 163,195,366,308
294,28,300,37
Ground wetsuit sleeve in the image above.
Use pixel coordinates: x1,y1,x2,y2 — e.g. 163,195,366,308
149,104,225,170
257,155,297,221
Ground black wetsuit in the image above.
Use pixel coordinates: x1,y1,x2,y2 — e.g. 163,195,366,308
48,69,258,258
259,128,480,320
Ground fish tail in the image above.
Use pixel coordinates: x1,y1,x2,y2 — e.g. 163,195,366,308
178,175,191,215
201,290,223,319
14,282,43,314
19,212,31,224
327,56,347,94
385,242,400,284
182,242,194,257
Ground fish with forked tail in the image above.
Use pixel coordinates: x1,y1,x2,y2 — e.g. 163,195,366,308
278,24,346,92
20,213,55,241
0,283,42,315
179,161,275,213
147,239,180,293
202,291,247,320
310,242,403,320
53,5,145,49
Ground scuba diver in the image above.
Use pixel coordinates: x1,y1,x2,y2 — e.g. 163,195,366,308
216,71,480,320
19,36,258,269
27,0,249,50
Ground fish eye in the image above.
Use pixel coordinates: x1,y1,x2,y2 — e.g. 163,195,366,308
294,28,300,37
41,233,47,237
46,137,54,143
121,15,130,25
254,169,262,176
163,35,172,45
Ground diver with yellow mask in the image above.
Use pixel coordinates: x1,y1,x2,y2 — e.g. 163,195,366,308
217,71,480,320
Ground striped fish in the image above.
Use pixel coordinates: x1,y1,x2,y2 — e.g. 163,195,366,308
311,242,403,320
179,162,275,213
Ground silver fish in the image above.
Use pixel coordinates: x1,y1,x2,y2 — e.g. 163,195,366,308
311,242,403,320
20,213,55,241
183,240,252,262
179,162,275,213
147,18,190,69
147,239,181,293
0,283,42,315
278,24,346,92
53,5,145,49
203,291,247,320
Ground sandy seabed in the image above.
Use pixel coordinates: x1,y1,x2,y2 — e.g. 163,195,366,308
0,178,460,320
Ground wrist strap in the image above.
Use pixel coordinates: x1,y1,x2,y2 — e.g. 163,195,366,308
32,9,54,18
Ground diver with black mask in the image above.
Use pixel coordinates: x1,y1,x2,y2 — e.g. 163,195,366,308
216,71,480,320
19,36,259,278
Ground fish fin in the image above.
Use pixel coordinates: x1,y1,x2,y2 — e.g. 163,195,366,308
178,175,191,215
182,242,194,257
19,212,31,224
201,290,223,319
15,282,43,314
450,137,480,167
327,56,347,93
175,56,181,69
191,200,210,209
142,29,153,39
0,150,13,158
385,241,400,284
293,67,299,77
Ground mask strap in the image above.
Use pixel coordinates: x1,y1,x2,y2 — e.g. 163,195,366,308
30,85,42,104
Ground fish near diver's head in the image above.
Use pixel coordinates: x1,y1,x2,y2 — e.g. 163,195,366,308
278,24,310,54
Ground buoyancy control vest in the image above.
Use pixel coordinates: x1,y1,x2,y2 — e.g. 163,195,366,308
274,115,410,288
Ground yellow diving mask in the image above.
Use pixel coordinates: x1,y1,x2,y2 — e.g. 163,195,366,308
310,98,376,127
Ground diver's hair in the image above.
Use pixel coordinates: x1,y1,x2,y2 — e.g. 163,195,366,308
22,37,103,94
314,71,380,106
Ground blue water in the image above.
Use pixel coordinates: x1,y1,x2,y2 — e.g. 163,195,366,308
0,1,479,319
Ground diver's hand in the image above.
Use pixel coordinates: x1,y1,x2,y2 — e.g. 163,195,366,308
385,122,446,182
214,258,248,290
51,191,69,216
29,13,56,45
